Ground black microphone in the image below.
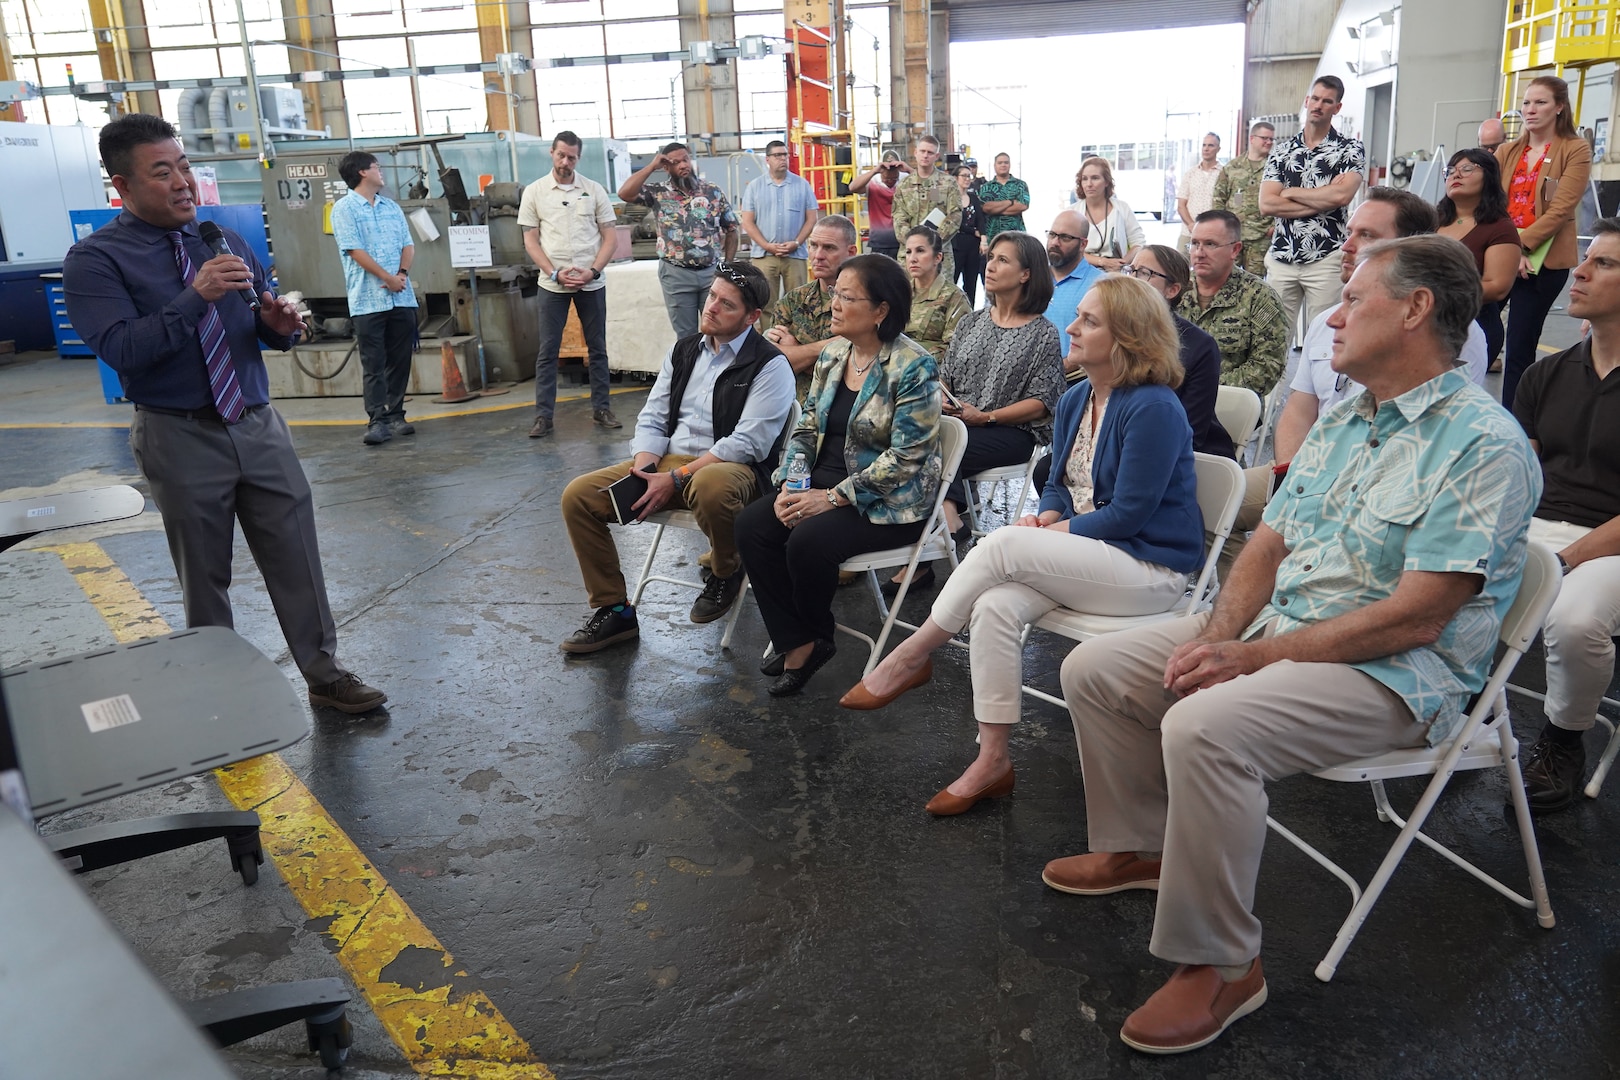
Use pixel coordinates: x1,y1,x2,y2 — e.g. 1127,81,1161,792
198,220,261,312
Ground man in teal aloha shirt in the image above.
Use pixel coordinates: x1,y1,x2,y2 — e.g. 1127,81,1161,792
977,152,1030,241
1047,235,1540,1056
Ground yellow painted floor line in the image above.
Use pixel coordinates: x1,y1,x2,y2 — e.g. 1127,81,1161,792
44,542,550,1080
0,382,647,430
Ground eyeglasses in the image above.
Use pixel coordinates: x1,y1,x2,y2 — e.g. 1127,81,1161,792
831,289,876,305
1046,231,1084,244
1443,164,1482,178
1251,135,1275,143
1188,239,1239,252
1120,264,1172,284
766,151,789,159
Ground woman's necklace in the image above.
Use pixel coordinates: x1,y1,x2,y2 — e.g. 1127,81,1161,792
851,349,878,377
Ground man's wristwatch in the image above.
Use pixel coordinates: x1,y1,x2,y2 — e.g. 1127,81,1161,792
592,267,603,280
826,488,839,506
1557,553,1571,575
550,269,561,282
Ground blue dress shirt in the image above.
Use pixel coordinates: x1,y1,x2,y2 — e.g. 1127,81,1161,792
329,190,419,317
63,211,296,410
631,327,797,464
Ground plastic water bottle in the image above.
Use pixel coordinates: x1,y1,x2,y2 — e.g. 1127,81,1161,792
785,452,811,492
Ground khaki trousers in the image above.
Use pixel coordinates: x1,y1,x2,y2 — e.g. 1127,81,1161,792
560,455,759,610
1214,464,1276,576
1531,517,1620,733
1060,611,1428,966
753,255,808,303
1265,250,1343,350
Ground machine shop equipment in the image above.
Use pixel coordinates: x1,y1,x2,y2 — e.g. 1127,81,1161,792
260,135,538,397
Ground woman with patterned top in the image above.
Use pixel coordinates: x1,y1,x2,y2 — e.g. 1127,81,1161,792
734,254,943,698
902,226,971,359
882,229,1064,596
1494,75,1593,408
840,275,1204,817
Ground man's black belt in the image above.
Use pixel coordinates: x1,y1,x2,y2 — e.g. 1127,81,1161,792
660,258,715,271
134,402,267,422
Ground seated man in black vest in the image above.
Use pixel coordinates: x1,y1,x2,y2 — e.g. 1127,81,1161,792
559,261,796,653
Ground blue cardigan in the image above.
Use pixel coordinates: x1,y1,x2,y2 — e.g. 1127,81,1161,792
1037,381,1205,574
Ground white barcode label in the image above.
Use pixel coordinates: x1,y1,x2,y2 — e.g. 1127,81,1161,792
81,694,142,733
26,506,55,518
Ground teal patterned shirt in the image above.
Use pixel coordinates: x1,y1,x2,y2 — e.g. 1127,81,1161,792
1256,369,1541,745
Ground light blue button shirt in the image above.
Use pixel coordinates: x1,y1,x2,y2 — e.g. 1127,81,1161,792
1044,259,1104,356
632,328,797,463
330,190,419,317
1257,370,1541,745
740,172,819,259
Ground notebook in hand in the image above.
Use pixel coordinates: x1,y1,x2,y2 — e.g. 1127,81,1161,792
604,468,653,525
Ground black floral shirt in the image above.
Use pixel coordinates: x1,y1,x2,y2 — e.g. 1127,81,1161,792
1262,127,1365,265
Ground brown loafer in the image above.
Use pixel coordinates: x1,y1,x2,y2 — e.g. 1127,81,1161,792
924,765,1014,816
1120,960,1267,1054
839,658,933,710
1041,851,1161,895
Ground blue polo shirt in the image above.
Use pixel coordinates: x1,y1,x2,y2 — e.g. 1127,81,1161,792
1044,259,1104,356
739,171,818,259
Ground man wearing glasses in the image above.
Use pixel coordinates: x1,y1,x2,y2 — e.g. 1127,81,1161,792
1176,209,1288,398
557,261,795,654
739,139,820,304
1041,209,1102,366
1211,122,1277,276
764,214,860,398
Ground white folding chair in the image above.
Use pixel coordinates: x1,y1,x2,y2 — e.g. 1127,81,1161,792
1213,385,1264,464
630,404,799,652
1019,453,1246,709
963,447,1048,539
835,415,968,675
1264,541,1564,982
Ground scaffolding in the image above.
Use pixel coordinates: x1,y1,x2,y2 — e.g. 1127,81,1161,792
1501,0,1620,119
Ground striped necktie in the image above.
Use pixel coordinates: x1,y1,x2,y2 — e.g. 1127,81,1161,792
167,230,245,423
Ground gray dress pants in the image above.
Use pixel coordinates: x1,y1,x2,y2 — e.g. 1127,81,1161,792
129,404,346,685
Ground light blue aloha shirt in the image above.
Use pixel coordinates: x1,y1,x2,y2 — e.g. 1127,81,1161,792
1257,369,1541,745
330,190,419,317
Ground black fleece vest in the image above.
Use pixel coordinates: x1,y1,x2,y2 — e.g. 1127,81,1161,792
662,329,788,492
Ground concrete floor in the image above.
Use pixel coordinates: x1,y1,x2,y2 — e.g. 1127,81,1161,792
3,334,1619,1079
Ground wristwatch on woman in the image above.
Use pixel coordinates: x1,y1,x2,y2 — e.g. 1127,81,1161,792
984,413,999,427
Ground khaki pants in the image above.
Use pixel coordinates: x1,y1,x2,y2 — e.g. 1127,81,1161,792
560,455,759,610
1060,611,1428,966
1265,250,1343,350
753,255,807,303
1214,464,1276,576
1531,517,1620,732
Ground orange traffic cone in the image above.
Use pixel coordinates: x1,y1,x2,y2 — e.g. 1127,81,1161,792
433,340,481,403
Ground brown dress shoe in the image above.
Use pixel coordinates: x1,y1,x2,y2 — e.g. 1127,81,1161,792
1120,960,1267,1054
1041,851,1161,895
924,765,1014,815
839,658,933,710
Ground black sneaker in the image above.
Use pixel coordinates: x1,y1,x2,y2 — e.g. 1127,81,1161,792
593,408,622,429
1522,730,1586,814
362,421,391,445
691,568,745,624
308,673,387,714
389,419,416,436
562,604,639,654
528,415,554,438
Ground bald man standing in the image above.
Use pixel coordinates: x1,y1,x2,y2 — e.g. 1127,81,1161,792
1478,118,1507,154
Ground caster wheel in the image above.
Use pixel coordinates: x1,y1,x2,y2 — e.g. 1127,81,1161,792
235,849,261,886
307,1010,353,1070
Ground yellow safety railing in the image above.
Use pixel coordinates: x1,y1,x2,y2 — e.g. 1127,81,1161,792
1500,0,1620,117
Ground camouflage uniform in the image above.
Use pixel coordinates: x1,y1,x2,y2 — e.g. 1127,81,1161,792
770,278,836,400
1211,156,1275,277
892,170,961,279
904,273,971,359
1175,267,1288,398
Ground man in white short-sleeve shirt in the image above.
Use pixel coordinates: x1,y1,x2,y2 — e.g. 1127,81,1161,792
517,130,620,439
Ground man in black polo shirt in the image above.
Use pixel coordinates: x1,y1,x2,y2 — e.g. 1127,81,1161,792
1511,217,1620,811
557,261,796,653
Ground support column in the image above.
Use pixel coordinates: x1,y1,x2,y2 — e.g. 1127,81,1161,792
0,30,22,122
895,0,931,154
678,0,743,153
477,0,537,137
87,0,148,115
929,6,951,150
281,0,348,139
